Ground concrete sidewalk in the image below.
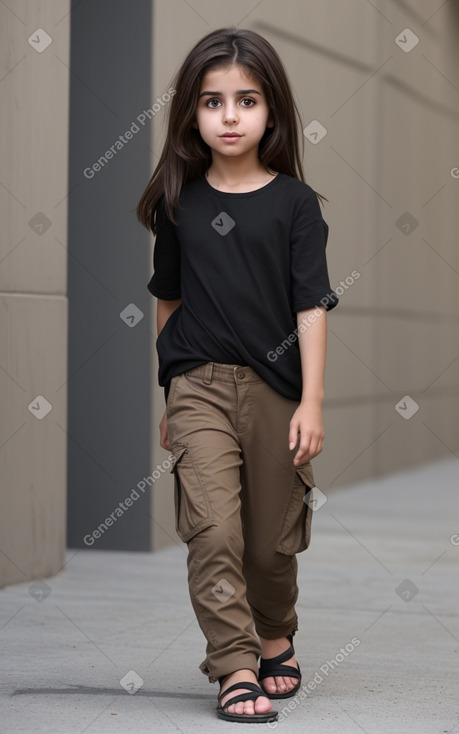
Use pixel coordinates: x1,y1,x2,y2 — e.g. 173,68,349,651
1,458,458,733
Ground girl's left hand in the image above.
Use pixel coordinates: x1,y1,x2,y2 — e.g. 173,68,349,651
289,401,324,465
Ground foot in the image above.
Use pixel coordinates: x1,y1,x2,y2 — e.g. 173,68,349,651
219,668,272,717
259,636,300,696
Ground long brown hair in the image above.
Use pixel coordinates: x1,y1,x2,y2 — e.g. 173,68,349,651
136,27,325,233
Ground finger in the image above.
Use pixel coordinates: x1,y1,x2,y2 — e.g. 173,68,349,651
159,427,168,451
289,421,299,450
294,439,311,465
309,435,324,459
294,451,309,465
314,438,324,457
306,438,319,460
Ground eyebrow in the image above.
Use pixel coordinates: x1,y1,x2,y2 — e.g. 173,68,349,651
198,89,262,98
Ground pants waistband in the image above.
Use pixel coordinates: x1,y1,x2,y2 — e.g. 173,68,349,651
184,362,264,385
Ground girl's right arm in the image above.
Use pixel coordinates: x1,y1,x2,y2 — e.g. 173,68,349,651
157,298,181,451
157,298,181,335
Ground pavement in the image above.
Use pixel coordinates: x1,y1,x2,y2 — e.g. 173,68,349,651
1,457,459,734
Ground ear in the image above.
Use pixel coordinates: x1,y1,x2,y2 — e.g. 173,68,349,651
191,119,199,129
266,117,274,129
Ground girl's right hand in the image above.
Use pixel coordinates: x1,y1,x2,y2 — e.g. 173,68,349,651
159,409,171,451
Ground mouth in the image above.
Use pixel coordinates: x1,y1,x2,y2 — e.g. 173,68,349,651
220,133,242,138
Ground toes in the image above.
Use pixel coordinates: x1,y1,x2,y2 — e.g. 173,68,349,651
272,674,298,693
275,675,287,692
261,676,277,692
234,701,250,714
254,695,272,713
221,689,271,717
282,675,296,690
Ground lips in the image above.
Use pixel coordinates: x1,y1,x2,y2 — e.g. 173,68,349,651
221,133,241,138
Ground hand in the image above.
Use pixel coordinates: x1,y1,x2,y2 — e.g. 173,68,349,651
159,409,171,451
289,401,324,465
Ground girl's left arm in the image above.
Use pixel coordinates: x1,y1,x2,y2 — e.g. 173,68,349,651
289,306,327,465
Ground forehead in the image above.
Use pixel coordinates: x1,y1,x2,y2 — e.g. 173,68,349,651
199,64,261,90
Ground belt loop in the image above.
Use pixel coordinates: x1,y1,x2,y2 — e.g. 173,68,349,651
203,362,214,385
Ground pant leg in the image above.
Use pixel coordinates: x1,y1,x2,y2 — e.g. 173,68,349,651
166,365,261,684
235,370,316,640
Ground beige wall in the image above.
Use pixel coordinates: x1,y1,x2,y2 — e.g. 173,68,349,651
0,2,70,585
150,0,459,548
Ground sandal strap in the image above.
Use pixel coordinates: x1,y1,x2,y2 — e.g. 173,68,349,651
260,642,294,668
218,681,265,708
259,641,301,682
259,662,301,682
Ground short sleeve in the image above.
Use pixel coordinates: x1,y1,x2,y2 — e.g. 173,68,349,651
290,189,338,312
147,197,181,299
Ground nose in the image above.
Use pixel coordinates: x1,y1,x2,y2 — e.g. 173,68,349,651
222,103,238,124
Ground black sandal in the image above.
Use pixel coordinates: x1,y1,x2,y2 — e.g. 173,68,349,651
217,679,279,723
258,634,302,699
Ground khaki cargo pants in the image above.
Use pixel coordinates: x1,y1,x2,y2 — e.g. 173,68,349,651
165,362,315,684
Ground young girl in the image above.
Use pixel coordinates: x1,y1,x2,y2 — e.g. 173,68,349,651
137,27,338,724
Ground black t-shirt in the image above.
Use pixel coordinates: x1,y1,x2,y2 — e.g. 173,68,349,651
148,172,338,401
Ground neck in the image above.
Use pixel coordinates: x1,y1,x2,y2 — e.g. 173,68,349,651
206,154,272,187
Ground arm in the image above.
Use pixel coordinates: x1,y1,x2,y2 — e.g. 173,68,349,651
289,306,327,465
157,297,181,335
157,298,181,450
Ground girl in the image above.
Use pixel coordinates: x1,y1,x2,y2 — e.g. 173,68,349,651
137,27,338,724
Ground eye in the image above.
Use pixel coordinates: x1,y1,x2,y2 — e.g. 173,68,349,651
206,98,221,108
240,97,255,107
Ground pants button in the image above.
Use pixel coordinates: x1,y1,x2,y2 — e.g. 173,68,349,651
237,370,245,379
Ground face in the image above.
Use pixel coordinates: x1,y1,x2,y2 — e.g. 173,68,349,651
193,64,273,160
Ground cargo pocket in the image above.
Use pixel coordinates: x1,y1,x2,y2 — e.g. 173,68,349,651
170,442,216,543
166,374,182,415
275,462,315,555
